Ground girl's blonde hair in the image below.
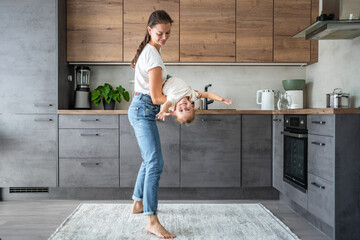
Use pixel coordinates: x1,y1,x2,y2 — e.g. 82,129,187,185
174,110,196,124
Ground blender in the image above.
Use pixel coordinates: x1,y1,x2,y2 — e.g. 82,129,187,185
74,66,91,109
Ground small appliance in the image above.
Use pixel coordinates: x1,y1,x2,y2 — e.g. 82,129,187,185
256,89,275,110
74,66,91,109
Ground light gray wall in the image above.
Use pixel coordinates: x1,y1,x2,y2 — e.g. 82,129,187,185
89,65,305,110
306,38,360,108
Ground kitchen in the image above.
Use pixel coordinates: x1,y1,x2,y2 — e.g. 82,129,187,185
0,0,360,239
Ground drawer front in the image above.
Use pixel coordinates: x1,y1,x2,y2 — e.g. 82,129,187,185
308,173,334,227
59,129,119,158
59,115,119,129
283,181,308,210
59,158,119,187
308,115,335,136
308,134,335,182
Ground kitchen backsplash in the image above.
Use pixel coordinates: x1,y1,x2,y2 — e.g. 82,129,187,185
306,37,360,108
90,65,306,110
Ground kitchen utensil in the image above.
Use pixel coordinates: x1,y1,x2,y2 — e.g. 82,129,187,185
286,90,303,109
282,79,306,91
74,66,91,109
256,89,275,110
326,88,350,108
277,92,292,110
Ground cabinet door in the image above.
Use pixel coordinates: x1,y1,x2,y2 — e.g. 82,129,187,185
181,115,241,187
0,115,57,187
0,0,57,114
274,0,311,62
272,115,284,192
67,0,123,62
59,129,119,158
308,173,334,227
242,115,272,187
59,158,119,187
123,0,179,62
180,0,235,62
119,115,180,187
236,0,273,62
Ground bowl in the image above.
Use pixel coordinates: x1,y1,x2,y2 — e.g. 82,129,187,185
282,79,306,91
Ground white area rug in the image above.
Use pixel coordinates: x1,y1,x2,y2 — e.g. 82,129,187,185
49,203,300,240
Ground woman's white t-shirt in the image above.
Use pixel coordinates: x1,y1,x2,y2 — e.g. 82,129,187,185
162,77,199,112
134,44,167,95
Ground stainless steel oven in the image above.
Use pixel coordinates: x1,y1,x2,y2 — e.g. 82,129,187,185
283,115,308,192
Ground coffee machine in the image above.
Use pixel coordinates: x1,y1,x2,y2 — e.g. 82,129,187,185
74,66,91,109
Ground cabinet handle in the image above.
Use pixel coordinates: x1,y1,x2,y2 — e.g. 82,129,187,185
312,121,326,125
80,119,99,122
80,133,99,137
273,119,282,122
34,118,53,122
201,118,221,122
311,182,325,189
311,141,326,146
33,103,53,107
80,162,100,167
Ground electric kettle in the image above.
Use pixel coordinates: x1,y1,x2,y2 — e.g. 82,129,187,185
256,89,275,110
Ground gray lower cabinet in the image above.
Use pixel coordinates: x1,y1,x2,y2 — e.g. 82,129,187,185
0,0,57,114
119,115,180,187
58,114,119,187
272,114,284,192
59,158,119,187
242,115,272,187
306,114,360,240
0,114,57,187
181,115,241,187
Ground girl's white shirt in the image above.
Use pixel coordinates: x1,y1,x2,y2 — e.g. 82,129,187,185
162,77,199,112
134,44,167,95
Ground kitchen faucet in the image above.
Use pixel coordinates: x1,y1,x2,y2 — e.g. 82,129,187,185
203,84,214,110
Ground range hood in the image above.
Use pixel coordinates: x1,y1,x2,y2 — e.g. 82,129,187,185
293,20,360,40
293,0,360,40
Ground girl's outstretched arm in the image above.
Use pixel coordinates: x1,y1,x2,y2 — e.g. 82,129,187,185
196,91,233,105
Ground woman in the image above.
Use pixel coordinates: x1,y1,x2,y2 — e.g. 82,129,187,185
128,10,176,239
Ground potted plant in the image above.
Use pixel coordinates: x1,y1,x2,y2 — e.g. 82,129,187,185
91,83,130,110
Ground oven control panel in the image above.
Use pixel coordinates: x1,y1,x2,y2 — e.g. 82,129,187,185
284,115,307,130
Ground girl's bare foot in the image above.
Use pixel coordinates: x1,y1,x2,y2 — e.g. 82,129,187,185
131,200,143,214
146,215,176,239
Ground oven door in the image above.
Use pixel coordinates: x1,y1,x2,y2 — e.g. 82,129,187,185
283,131,308,192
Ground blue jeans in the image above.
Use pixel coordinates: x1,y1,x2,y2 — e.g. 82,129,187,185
128,92,164,215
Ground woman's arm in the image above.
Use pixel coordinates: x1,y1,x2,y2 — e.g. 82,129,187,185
148,66,167,105
196,91,233,105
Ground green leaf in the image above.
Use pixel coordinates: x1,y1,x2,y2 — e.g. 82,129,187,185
123,91,130,101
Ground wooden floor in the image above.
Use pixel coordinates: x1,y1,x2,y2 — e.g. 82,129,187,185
0,199,329,240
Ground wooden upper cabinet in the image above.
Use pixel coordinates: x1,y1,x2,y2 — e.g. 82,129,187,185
236,0,273,62
180,0,236,62
274,0,311,63
67,0,123,62
310,0,319,63
123,0,179,62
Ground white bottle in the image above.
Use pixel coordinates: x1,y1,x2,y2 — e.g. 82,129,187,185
256,90,275,110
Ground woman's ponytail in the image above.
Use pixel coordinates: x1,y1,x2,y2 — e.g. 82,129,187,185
131,10,173,68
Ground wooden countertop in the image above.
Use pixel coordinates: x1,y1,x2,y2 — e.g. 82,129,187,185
58,108,360,115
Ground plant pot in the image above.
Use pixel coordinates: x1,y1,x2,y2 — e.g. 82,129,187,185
103,100,116,110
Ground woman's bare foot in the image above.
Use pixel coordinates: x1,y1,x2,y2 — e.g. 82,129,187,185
131,200,143,214
146,215,176,239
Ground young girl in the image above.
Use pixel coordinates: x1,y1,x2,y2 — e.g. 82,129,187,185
156,76,233,123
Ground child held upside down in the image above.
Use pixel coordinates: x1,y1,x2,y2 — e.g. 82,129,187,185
156,77,233,124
